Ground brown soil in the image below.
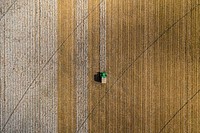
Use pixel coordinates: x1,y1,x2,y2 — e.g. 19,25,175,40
57,0,76,132
58,0,200,132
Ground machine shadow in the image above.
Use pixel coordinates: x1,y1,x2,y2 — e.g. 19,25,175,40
94,72,101,83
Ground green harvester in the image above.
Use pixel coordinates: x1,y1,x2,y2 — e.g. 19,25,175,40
100,72,107,83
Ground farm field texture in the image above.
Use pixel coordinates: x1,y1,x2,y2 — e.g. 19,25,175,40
1,0,200,132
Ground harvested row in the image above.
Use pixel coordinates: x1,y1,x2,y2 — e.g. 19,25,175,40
100,0,106,72
75,0,89,132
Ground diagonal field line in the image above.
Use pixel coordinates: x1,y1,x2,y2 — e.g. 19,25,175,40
76,3,200,133
1,0,104,131
0,0,18,21
158,88,200,132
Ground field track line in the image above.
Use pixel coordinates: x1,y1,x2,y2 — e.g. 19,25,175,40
0,0,18,21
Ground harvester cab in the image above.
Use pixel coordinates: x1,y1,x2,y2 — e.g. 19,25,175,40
100,72,107,84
